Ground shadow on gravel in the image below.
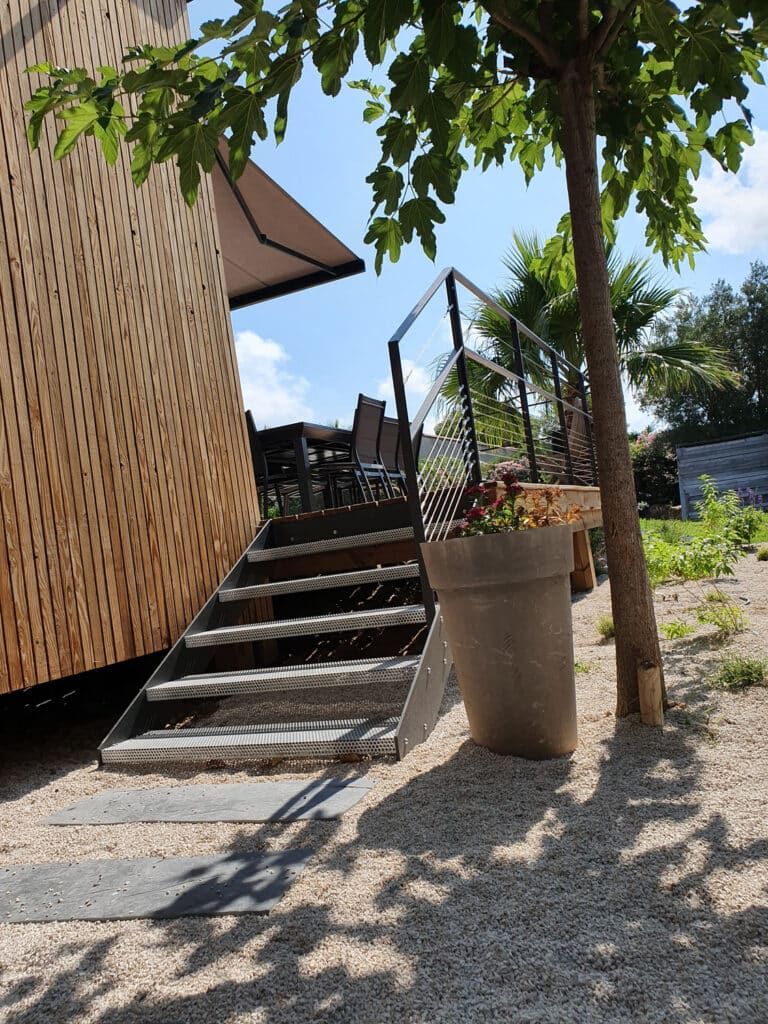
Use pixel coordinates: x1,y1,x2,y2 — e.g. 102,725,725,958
7,699,768,1024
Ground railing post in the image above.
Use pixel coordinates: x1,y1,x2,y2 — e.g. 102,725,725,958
550,355,575,484
577,372,599,486
510,319,539,483
445,272,482,486
388,338,436,624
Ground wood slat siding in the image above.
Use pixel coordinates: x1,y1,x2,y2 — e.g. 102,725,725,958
676,434,768,519
0,0,259,694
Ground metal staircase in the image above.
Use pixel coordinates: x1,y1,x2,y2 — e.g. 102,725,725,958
99,500,452,767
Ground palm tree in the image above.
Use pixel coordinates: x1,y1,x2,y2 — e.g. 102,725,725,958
474,232,738,403
437,233,737,483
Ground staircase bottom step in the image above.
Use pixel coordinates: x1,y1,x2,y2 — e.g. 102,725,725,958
100,719,399,765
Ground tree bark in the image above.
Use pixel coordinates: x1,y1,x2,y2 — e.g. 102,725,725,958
557,59,664,716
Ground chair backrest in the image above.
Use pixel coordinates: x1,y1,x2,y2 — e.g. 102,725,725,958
378,417,400,472
352,394,386,465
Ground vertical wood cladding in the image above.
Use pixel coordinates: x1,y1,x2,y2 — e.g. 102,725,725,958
0,0,259,693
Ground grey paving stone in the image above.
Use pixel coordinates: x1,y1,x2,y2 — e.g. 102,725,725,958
43,778,373,826
0,850,312,922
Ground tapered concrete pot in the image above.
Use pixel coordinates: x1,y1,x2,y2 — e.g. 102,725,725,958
421,524,577,758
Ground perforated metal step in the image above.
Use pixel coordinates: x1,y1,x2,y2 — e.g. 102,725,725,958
100,718,399,764
146,656,420,701
247,526,414,563
219,562,420,602
185,604,427,647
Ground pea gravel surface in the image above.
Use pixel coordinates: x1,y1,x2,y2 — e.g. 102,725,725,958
2,555,768,1023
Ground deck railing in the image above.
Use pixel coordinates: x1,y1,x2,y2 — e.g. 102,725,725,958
388,267,598,618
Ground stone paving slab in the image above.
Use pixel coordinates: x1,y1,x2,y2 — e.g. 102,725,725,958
42,778,373,826
0,850,312,923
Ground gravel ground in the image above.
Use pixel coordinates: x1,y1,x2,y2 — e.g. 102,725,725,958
2,556,768,1023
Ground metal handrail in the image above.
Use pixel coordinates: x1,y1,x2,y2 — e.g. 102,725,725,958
387,267,597,626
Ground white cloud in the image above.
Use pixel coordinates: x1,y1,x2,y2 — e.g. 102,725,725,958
376,357,432,411
696,128,768,255
234,330,313,426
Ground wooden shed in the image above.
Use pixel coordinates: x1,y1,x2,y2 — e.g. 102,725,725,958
0,0,362,695
676,433,768,518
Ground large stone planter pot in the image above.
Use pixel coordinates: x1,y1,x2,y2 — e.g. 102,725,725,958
421,524,577,759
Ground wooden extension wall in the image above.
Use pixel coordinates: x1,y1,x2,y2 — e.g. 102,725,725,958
0,0,260,693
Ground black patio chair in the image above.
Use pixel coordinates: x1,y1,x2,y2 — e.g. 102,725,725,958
378,416,407,495
321,394,393,504
245,410,302,517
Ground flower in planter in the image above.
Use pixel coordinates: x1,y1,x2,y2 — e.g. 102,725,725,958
459,474,581,537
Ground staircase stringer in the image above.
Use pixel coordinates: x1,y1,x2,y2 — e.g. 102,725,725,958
395,608,452,759
97,520,273,763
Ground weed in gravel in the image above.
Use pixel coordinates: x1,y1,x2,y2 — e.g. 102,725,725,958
574,660,591,674
596,614,615,641
660,620,696,640
709,655,768,690
704,588,729,603
696,601,748,639
757,547,768,562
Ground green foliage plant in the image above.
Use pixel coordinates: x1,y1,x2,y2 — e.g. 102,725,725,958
696,474,762,546
659,620,695,640
696,601,748,640
709,655,768,691
26,2,768,718
574,660,591,674
596,614,615,642
704,588,729,603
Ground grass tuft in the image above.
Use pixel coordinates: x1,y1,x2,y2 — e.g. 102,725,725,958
704,588,729,603
574,659,591,674
709,655,768,691
757,547,768,562
596,614,615,641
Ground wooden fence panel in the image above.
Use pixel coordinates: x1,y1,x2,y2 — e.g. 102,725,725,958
676,434,768,518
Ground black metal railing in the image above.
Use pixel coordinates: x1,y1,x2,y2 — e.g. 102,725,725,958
388,267,598,620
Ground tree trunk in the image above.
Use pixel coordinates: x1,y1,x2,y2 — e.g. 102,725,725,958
557,59,664,717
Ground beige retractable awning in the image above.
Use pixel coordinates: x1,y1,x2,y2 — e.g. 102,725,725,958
212,143,365,308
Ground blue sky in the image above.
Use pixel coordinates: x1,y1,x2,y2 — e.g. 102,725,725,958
189,3,768,432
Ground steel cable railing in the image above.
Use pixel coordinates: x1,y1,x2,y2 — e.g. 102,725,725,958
387,267,598,623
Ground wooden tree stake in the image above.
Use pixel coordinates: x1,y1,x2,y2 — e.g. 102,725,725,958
638,661,664,727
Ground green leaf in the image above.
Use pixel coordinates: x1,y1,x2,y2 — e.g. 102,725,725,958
221,86,267,178
313,29,358,97
168,122,220,206
378,117,418,166
423,0,459,65
363,0,413,64
53,101,101,159
366,164,404,214
363,99,386,123
399,196,445,260
364,216,403,273
389,51,430,111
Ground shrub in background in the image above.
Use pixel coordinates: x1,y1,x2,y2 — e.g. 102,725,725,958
757,547,768,562
630,430,679,510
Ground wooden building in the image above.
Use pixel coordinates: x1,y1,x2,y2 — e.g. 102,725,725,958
0,0,362,695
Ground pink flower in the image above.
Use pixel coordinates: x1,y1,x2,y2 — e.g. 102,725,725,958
464,507,485,520
465,485,486,496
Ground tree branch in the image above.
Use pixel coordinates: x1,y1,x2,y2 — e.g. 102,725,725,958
578,0,588,42
482,2,562,70
589,1,638,61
